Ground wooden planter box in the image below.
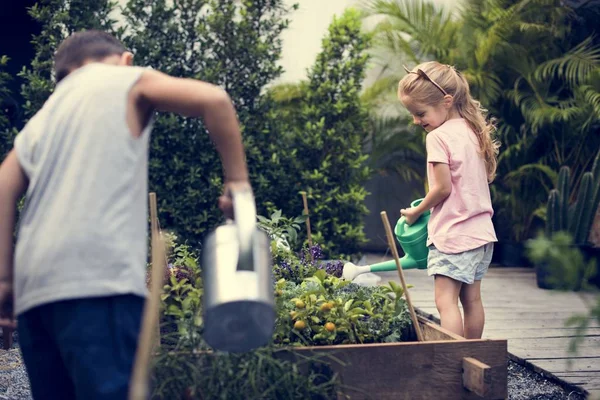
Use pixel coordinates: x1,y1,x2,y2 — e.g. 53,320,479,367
278,312,508,400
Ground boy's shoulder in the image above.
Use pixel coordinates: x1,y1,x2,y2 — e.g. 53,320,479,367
58,63,149,92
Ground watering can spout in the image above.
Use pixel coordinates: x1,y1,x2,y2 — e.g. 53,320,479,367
369,253,426,273
342,198,430,282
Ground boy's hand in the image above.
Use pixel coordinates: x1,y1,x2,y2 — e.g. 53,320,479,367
0,281,16,329
218,180,253,220
400,207,422,226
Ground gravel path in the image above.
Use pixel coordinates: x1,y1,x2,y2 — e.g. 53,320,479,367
0,333,589,400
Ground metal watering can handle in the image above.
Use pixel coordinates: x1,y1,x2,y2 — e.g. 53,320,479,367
231,186,257,272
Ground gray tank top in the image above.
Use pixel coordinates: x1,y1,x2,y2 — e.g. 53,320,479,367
13,63,153,315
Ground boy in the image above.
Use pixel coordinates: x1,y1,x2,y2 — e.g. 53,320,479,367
0,30,251,399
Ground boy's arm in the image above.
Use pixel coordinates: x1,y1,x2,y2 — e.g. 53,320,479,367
0,150,29,326
133,69,249,184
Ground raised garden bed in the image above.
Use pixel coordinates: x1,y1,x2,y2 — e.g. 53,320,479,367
154,312,507,400
275,314,508,400
153,233,509,400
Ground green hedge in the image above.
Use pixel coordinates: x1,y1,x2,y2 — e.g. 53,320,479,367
8,1,372,259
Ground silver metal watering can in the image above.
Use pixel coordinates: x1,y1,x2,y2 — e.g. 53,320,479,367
201,186,275,353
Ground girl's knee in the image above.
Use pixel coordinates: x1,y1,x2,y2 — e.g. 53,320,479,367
435,293,458,312
460,293,482,310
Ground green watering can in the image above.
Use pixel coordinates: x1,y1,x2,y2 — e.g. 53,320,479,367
342,198,430,281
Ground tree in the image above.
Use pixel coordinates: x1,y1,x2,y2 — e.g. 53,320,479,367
19,0,119,120
0,55,15,158
287,8,372,258
122,0,296,244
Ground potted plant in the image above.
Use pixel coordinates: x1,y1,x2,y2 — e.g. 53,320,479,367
538,150,600,289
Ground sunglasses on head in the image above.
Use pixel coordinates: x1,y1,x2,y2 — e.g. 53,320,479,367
403,65,448,96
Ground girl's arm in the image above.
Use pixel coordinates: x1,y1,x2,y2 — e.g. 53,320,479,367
401,162,451,224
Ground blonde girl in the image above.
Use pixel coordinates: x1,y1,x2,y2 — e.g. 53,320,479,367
398,61,500,339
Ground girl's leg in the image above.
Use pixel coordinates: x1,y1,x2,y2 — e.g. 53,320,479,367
434,275,464,337
460,280,485,339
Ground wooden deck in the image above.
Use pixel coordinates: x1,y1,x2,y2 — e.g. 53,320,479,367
362,253,600,398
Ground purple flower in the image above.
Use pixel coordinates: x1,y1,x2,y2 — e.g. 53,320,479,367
324,261,343,278
310,245,323,262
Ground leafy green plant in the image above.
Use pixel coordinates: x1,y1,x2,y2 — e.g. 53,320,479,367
149,233,415,399
151,347,343,400
526,231,597,291
258,209,307,251
526,231,599,358
272,241,345,284
273,270,412,346
149,232,204,348
272,245,319,285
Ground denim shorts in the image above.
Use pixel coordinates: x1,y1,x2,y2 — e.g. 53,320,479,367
427,243,494,284
17,294,144,400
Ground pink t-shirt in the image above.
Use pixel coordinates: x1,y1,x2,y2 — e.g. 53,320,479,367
425,118,497,254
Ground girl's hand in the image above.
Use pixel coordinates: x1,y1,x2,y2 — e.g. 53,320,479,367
400,207,422,225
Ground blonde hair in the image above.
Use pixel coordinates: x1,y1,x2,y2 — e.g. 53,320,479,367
398,61,500,183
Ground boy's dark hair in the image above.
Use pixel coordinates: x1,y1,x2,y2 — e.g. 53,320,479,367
54,30,127,83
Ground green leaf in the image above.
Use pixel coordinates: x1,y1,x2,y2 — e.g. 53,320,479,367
344,299,354,312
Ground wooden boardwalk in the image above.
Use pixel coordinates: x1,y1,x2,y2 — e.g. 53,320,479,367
361,253,600,398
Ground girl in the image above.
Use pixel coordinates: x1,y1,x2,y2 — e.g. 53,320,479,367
398,61,500,339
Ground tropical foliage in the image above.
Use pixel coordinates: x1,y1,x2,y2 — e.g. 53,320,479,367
361,0,600,242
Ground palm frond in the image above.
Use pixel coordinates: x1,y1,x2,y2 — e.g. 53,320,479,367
367,115,426,183
534,35,600,87
509,90,585,133
504,162,558,194
362,0,460,62
578,84,600,119
461,69,503,105
361,75,400,105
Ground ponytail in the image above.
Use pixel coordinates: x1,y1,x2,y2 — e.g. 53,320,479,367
454,73,500,183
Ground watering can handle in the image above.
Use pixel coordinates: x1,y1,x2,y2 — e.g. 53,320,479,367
231,186,257,271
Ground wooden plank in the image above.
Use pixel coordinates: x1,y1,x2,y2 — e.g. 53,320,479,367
287,339,508,400
532,357,600,373
509,337,600,348
484,319,600,330
419,316,465,342
553,373,600,389
510,347,600,359
483,328,600,339
416,308,593,323
463,357,493,398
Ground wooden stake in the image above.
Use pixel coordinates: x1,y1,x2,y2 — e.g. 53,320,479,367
300,191,313,258
380,211,424,342
148,192,161,349
129,192,167,400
